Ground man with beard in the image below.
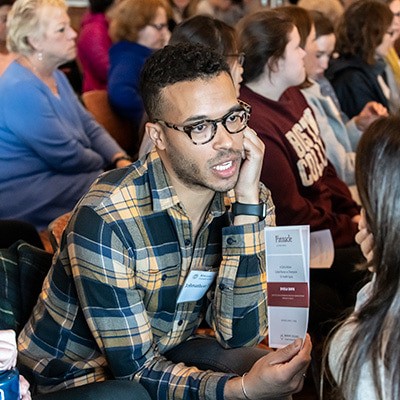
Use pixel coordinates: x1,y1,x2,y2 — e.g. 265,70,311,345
18,43,311,400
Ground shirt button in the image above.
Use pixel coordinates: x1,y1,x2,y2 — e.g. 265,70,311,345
184,239,191,246
161,274,167,281
219,283,226,291
227,237,236,245
178,320,183,326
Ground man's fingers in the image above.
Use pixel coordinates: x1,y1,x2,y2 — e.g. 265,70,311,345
269,338,303,365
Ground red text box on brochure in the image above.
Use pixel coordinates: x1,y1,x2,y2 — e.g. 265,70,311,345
267,282,309,308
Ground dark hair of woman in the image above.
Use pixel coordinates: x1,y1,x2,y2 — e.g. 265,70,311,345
309,10,334,39
275,6,313,88
326,115,400,399
335,0,393,65
169,15,237,56
276,5,312,49
237,9,294,83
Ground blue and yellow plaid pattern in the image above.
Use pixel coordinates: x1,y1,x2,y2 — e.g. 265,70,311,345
18,150,275,399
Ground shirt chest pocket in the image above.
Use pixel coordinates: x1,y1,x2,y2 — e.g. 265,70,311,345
135,251,181,313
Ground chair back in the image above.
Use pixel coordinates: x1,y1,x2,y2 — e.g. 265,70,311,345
48,212,72,252
82,90,136,154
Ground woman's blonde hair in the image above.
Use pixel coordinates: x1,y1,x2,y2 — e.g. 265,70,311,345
7,0,66,55
108,0,169,43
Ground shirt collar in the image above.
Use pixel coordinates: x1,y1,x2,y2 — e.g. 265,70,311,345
147,149,234,216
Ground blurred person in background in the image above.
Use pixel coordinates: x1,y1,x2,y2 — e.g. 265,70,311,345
107,0,170,133
297,0,344,26
238,9,367,343
280,6,387,189
327,0,393,118
77,0,116,92
374,0,400,113
0,0,131,231
0,0,14,74
167,0,198,31
195,0,243,26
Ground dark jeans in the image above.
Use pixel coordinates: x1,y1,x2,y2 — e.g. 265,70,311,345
166,338,292,400
33,380,151,400
165,336,269,375
32,338,269,400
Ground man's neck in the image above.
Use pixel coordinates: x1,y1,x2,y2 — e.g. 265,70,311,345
169,170,214,214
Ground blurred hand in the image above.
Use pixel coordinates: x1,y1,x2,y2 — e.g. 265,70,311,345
0,330,17,370
354,102,388,132
20,375,32,400
355,209,374,264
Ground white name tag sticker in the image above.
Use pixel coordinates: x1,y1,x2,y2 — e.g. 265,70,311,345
176,270,216,304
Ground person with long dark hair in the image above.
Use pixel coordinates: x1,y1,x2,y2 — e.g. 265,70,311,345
327,115,400,399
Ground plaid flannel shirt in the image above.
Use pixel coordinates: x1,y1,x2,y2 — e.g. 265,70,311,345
18,150,275,399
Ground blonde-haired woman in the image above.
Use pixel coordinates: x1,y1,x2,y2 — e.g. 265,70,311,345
107,0,170,134
0,0,131,231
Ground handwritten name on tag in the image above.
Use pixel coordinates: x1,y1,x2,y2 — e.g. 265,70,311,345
176,270,216,304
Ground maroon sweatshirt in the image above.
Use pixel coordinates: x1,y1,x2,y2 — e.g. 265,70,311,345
240,85,359,248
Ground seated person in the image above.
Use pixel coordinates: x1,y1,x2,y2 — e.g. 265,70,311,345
77,0,115,92
0,0,131,231
326,1,393,118
167,0,197,31
195,0,244,27
18,42,312,399
283,7,387,188
327,115,400,399
238,10,368,335
107,0,170,131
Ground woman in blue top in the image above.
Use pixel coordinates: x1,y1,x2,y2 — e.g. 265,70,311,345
107,0,170,133
0,0,131,231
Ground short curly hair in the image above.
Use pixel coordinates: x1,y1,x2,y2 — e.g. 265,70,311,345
335,0,393,65
7,0,66,55
140,42,231,121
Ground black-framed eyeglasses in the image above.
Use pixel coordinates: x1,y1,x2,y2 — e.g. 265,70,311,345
148,23,168,31
225,52,245,66
154,100,251,145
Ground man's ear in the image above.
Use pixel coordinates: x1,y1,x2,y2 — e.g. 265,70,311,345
146,122,166,150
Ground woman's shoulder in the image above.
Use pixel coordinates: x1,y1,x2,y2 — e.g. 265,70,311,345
0,61,37,91
327,56,372,82
328,319,387,400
